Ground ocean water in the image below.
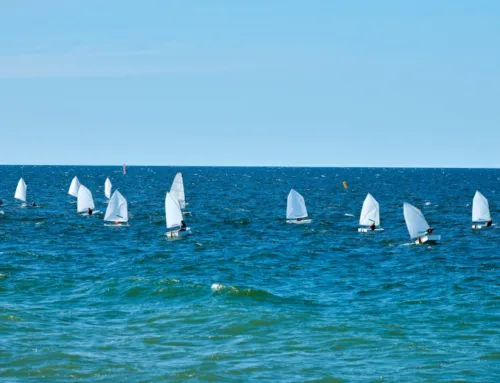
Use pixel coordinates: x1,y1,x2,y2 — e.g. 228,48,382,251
0,166,499,383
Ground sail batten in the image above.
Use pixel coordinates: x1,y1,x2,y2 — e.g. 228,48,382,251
287,189,308,220
472,191,491,223
359,193,380,226
104,190,128,223
403,203,430,239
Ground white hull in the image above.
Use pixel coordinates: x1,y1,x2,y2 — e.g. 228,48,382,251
414,234,441,245
79,210,102,216
166,228,192,238
472,223,495,229
104,223,130,227
287,219,312,224
358,227,384,233
182,211,191,216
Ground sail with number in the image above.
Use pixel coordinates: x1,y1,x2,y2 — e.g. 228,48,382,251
104,190,128,223
77,185,95,213
68,176,81,197
359,193,380,226
286,189,308,220
14,178,27,202
403,203,430,239
472,191,491,223
170,172,186,209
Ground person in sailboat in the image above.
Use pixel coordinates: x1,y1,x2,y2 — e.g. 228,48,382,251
296,217,302,222
31,201,37,207
180,220,187,232
370,222,376,231
87,207,93,215
486,219,493,227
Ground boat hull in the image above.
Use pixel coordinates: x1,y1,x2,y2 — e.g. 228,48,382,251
166,228,192,238
358,227,384,233
472,223,494,229
415,234,441,245
287,219,312,224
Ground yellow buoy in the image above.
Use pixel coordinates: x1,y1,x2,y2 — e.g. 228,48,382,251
343,181,348,189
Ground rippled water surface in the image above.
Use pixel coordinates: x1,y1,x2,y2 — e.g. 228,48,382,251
0,166,499,382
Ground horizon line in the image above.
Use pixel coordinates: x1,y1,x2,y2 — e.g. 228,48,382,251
0,164,498,170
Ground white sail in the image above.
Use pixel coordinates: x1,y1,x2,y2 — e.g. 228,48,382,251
104,178,112,199
104,190,128,223
403,203,430,239
170,172,186,209
14,178,27,202
286,189,308,220
77,185,95,213
472,191,491,223
68,176,81,197
165,192,184,229
359,193,380,226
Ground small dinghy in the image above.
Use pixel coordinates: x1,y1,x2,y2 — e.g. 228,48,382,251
104,177,112,200
165,192,192,237
14,178,28,207
68,176,81,197
104,190,129,226
170,172,189,215
77,185,97,215
286,189,311,224
403,202,441,245
358,193,384,232
472,191,493,229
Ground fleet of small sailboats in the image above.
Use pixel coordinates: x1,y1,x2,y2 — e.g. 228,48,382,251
104,190,129,226
472,191,493,229
286,189,311,224
5,170,497,244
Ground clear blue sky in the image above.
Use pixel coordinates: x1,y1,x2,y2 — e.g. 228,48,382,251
0,0,498,167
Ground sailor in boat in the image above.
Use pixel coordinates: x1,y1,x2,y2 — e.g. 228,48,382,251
31,201,37,207
296,217,302,222
87,207,93,216
370,222,376,231
115,220,121,226
417,227,435,244
180,220,187,232
486,219,493,227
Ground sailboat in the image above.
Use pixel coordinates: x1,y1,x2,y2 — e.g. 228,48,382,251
77,185,96,215
403,202,441,244
104,190,129,226
170,172,189,214
286,189,311,224
165,192,192,237
472,191,493,229
68,176,81,197
14,178,27,207
358,193,383,232
123,163,127,175
104,178,112,200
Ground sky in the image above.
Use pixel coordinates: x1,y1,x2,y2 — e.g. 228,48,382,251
0,0,499,167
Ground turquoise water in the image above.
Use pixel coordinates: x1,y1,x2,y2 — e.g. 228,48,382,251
0,166,499,382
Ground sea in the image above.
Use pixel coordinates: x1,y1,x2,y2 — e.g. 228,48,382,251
0,166,499,382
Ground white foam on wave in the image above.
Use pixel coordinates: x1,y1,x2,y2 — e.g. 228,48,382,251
211,283,225,291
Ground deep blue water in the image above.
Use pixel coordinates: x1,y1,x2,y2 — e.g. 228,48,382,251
0,166,499,382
